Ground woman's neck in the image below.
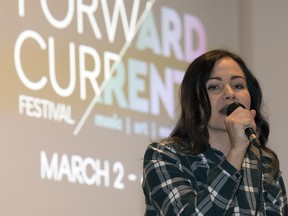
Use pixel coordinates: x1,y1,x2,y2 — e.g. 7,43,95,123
208,130,231,156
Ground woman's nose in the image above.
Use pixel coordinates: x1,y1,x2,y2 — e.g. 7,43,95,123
223,85,235,100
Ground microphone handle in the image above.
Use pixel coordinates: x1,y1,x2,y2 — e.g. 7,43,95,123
245,127,261,148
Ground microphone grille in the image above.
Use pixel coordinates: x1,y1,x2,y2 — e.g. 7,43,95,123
226,102,246,116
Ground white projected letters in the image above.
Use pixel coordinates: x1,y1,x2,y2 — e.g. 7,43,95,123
40,151,127,189
14,30,48,91
95,113,123,131
14,0,208,195
18,0,144,43
14,30,183,118
14,30,107,99
19,94,75,125
15,1,207,126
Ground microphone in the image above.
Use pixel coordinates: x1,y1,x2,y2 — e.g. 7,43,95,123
227,102,263,215
226,102,261,147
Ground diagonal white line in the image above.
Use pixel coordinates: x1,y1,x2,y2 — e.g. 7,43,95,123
73,0,155,136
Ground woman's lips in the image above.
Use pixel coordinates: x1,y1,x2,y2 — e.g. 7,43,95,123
219,105,230,115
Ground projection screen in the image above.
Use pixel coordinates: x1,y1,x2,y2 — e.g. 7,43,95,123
4,1,282,215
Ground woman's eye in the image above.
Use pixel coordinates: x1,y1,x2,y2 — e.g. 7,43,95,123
207,85,219,91
233,84,245,89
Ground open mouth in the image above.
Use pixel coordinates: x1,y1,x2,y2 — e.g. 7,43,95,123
219,105,230,115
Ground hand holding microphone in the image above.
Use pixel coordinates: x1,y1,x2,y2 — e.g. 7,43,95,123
226,102,261,148
226,102,263,215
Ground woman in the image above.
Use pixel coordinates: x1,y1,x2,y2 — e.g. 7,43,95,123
142,49,287,215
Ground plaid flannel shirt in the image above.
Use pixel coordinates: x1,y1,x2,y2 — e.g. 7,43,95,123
142,142,288,215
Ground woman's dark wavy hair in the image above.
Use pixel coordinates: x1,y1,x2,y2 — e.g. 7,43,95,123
169,49,279,173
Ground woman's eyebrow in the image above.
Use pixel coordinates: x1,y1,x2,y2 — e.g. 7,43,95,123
207,75,246,81
231,75,246,80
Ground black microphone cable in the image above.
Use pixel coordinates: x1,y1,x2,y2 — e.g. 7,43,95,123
226,102,263,215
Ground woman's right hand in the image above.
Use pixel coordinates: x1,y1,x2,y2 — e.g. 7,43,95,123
224,107,256,169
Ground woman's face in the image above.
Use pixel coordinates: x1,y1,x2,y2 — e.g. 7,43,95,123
205,57,251,132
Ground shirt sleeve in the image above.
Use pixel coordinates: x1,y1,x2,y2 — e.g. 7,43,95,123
266,170,288,215
142,143,242,216
279,174,288,215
